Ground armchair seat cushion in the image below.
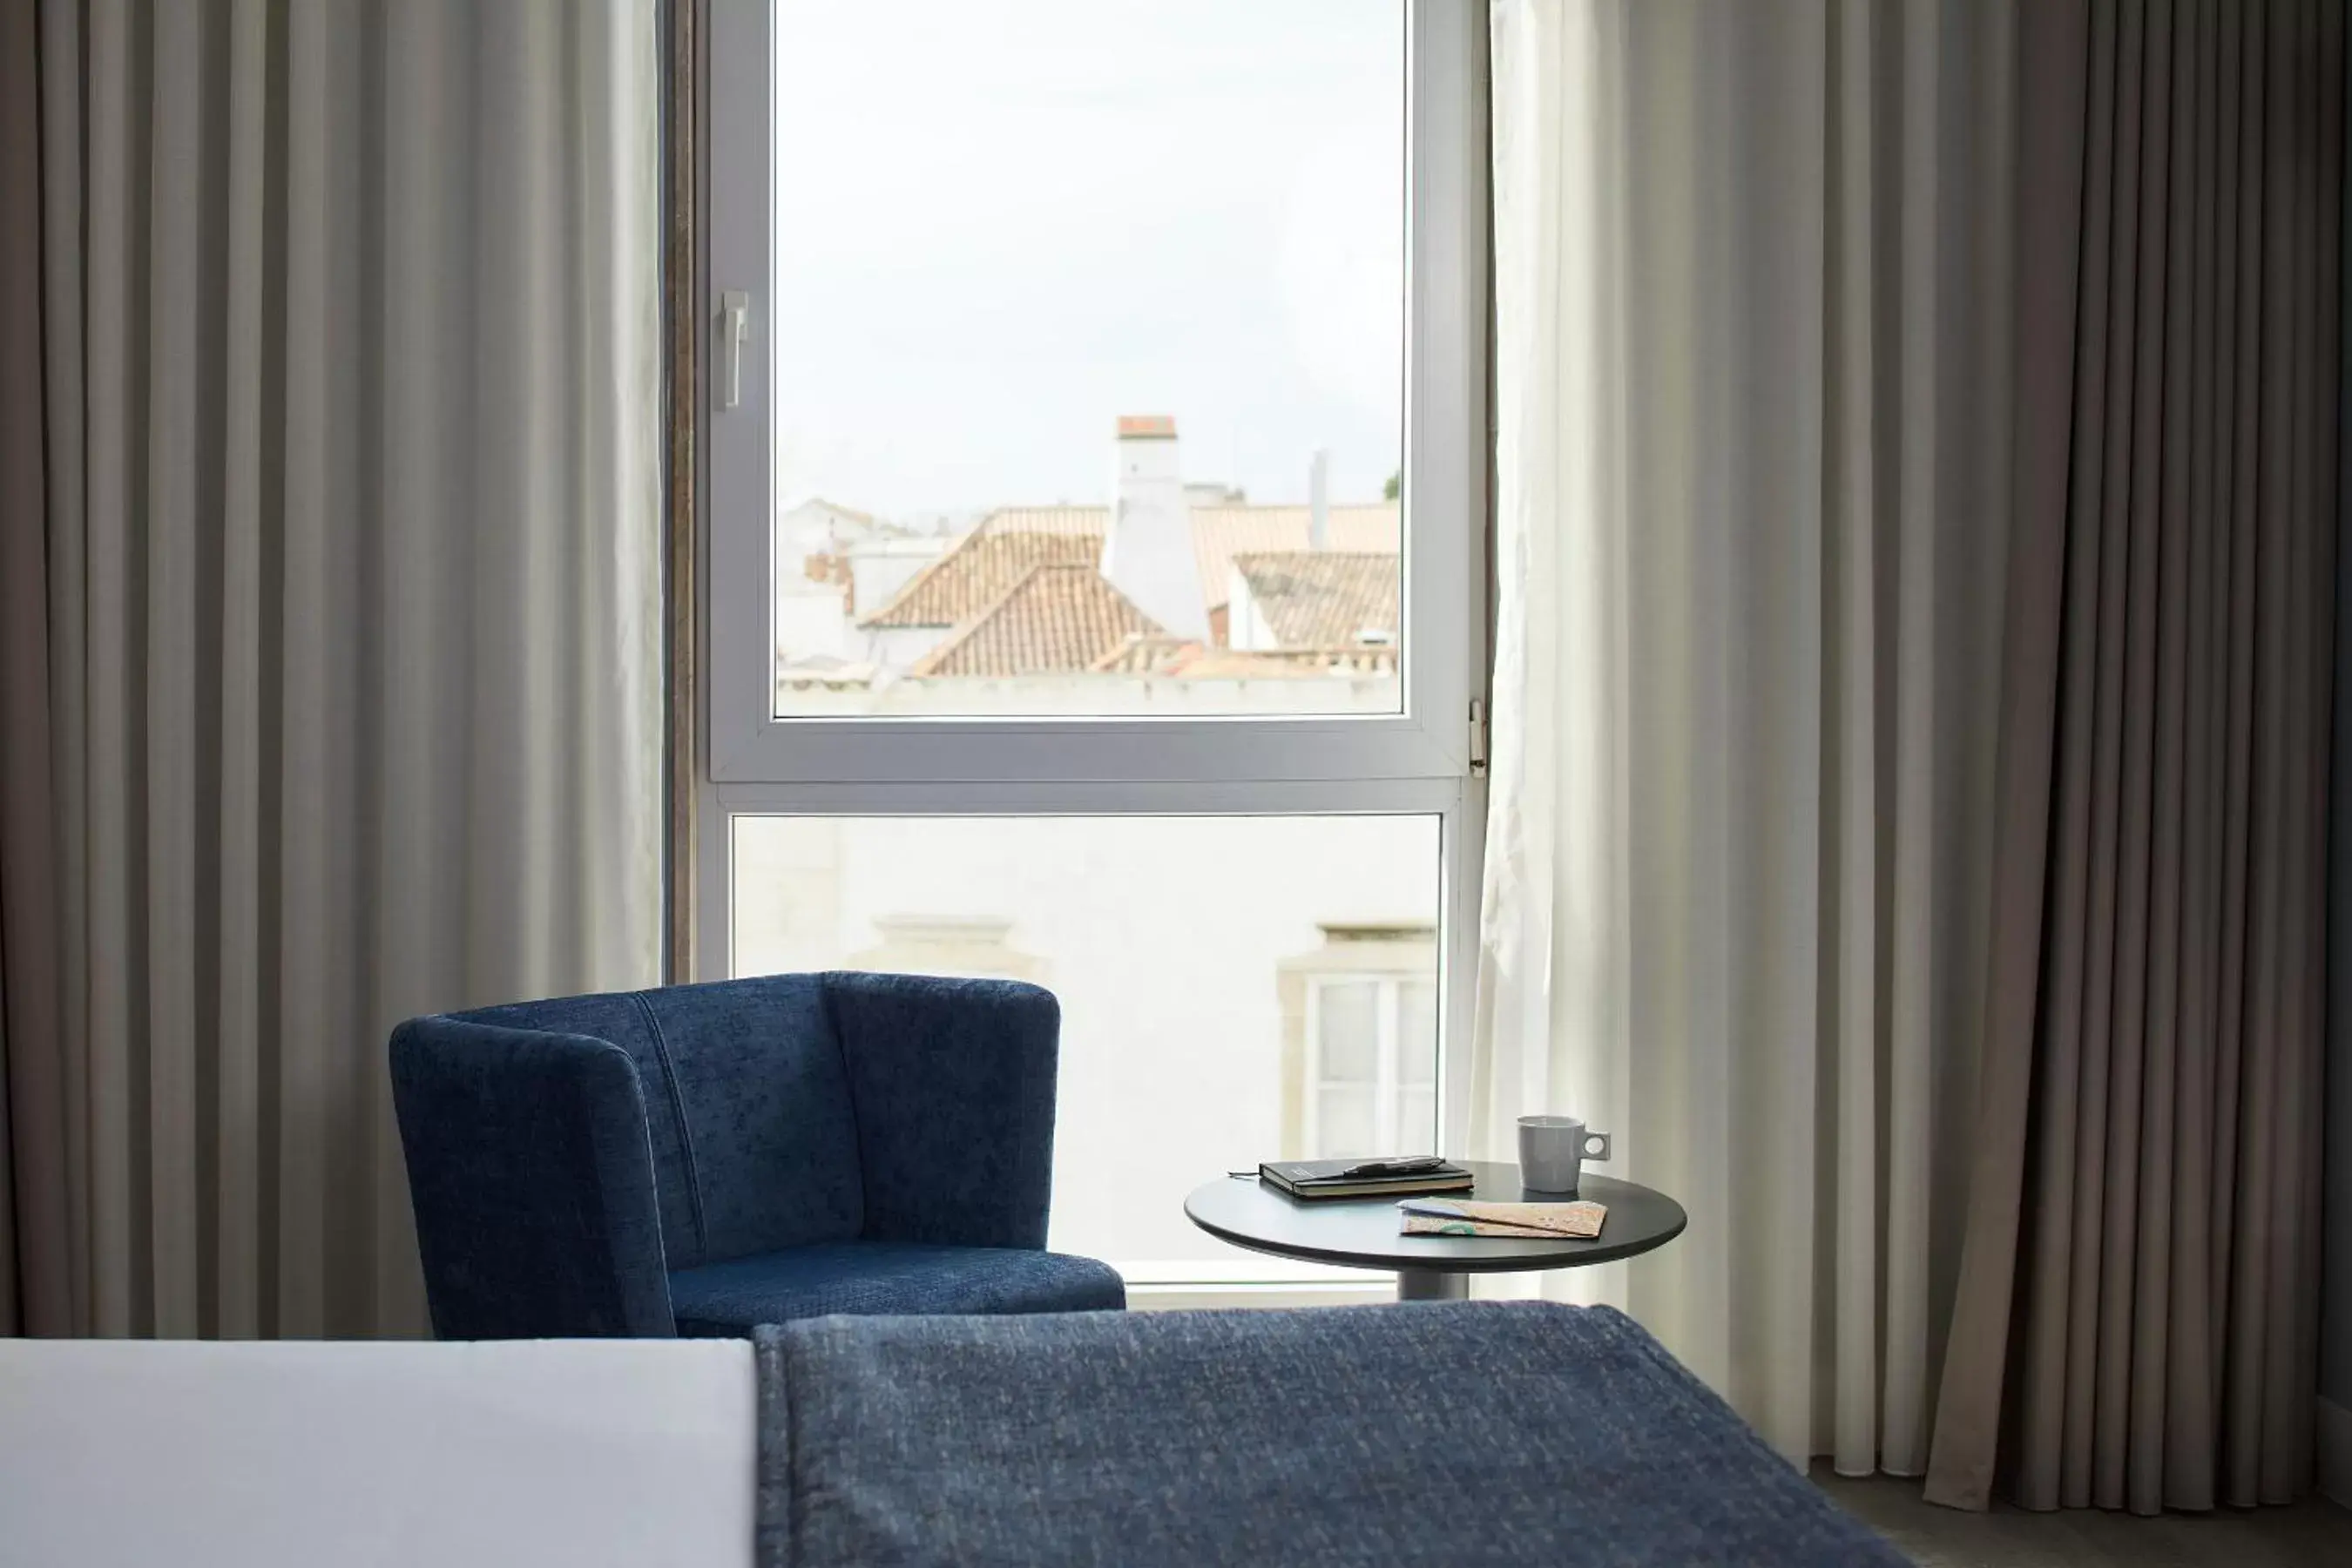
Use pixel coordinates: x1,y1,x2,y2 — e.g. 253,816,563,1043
668,1241,1125,1335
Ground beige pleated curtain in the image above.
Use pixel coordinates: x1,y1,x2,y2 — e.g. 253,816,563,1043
1928,0,2343,1514
1,0,664,1340
1484,0,2342,1515
1482,0,2020,1474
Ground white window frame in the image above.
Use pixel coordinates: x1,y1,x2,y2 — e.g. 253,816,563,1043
699,0,1490,1293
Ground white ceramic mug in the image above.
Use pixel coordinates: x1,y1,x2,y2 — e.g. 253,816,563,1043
1518,1115,1612,1194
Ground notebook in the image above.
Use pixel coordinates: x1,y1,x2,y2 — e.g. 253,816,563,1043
1258,1158,1477,1201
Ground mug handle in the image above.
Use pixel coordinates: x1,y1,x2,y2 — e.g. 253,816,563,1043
1582,1132,1612,1161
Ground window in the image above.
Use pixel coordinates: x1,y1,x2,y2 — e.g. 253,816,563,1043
1281,930,1440,1159
759,3,1407,720
705,0,1488,1296
731,814,1442,1270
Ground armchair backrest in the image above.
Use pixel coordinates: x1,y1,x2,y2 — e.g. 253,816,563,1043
436,976,867,1270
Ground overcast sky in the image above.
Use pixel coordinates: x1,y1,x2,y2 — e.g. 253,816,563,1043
770,0,1406,518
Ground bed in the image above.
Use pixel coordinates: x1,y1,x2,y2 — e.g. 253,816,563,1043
0,1301,1897,1566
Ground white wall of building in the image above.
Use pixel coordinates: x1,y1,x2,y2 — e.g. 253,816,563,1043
1225,567,1278,652
772,672,1403,717
772,508,954,673
774,585,852,663
858,624,951,673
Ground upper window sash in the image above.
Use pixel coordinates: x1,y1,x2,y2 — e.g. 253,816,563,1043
702,0,1487,786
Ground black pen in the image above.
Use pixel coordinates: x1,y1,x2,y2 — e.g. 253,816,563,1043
1338,1156,1449,1179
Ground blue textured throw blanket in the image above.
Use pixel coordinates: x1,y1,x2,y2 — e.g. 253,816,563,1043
753,1297,1890,1568
752,1301,1900,1566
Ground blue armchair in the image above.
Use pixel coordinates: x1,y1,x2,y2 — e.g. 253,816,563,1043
389,972,1125,1339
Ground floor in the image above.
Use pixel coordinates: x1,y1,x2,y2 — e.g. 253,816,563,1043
1813,1466,2352,1567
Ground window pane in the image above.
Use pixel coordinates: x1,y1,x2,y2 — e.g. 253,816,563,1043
1399,980,1438,1086
1315,1087,1378,1160
1397,1088,1437,1152
770,1,1406,719
1315,982,1381,1082
731,814,1440,1267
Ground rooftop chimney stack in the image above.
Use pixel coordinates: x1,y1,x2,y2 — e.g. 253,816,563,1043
1101,416,1207,639
1308,449,1330,551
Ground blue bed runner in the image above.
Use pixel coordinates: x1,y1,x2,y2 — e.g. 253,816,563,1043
753,1300,1903,1567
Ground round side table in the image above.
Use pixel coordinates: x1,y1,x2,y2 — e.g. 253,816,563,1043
1183,1159,1686,1301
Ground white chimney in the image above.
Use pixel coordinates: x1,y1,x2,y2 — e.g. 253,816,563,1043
1308,448,1329,550
1101,416,1206,639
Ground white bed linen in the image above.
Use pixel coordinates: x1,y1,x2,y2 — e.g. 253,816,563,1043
0,1337,756,1568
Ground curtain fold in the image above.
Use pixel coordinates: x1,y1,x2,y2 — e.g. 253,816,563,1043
2,0,661,1340
1927,0,2344,1515
3,0,75,1338
1478,0,2020,1473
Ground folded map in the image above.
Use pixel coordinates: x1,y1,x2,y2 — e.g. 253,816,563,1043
1397,1198,1606,1240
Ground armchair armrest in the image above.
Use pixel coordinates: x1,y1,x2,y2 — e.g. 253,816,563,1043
821,973,1060,1250
390,1019,675,1339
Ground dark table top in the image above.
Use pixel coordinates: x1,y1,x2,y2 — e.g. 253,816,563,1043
1183,1160,1687,1275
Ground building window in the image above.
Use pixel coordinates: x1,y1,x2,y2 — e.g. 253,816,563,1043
705,0,1490,1293
1279,926,1439,1159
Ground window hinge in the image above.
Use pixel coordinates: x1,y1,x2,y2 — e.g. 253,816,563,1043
1469,697,1489,777
719,290,750,410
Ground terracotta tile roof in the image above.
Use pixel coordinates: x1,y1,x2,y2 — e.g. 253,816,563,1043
860,502,1402,630
1117,415,1178,439
1231,551,1402,649
1190,505,1398,612
909,564,1168,678
859,519,1099,628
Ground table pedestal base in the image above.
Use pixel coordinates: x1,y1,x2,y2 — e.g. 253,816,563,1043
1396,1268,1470,1302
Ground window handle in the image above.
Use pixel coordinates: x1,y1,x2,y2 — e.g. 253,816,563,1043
719,290,750,410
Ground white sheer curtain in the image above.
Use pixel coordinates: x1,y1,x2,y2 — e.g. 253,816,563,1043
1476,0,2017,1470
8,0,662,1339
